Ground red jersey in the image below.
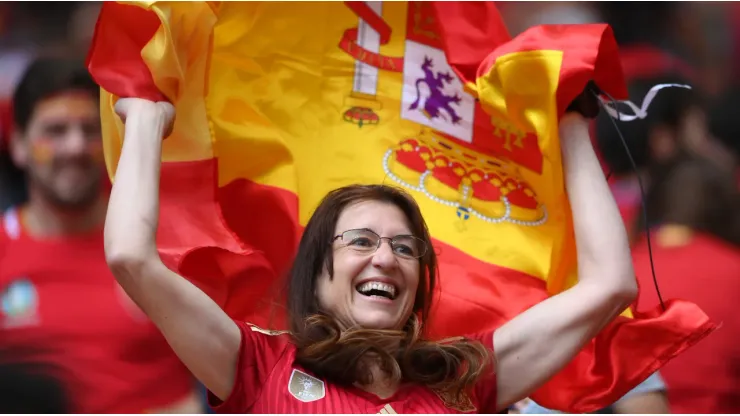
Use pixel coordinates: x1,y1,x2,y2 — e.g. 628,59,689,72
208,320,498,413
0,207,195,413
633,232,740,413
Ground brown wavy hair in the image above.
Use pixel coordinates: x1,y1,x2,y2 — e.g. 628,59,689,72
287,184,492,396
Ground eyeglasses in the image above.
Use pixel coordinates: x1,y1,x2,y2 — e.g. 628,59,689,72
333,228,427,259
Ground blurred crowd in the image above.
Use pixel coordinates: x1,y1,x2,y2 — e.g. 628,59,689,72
0,2,738,414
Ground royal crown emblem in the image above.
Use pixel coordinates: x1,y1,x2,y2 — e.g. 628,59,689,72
383,128,547,226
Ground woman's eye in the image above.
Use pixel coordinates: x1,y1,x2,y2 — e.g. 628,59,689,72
393,244,414,256
349,237,374,247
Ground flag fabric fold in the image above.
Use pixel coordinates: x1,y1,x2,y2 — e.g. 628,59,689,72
87,1,714,412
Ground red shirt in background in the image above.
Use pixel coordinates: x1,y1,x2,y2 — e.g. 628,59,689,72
609,176,642,228
0,207,195,413
208,320,498,413
633,231,740,413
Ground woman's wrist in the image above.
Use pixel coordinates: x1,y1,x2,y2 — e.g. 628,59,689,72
559,112,588,139
126,104,170,140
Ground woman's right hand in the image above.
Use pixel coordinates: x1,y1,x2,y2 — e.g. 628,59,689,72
114,97,176,139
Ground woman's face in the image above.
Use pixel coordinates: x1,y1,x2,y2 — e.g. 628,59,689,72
315,200,422,330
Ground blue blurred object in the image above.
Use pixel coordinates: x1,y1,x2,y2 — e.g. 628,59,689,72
518,372,666,414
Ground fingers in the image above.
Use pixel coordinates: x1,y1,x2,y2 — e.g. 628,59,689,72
113,98,134,121
156,102,176,124
156,102,176,138
565,81,601,119
114,97,152,121
113,98,176,139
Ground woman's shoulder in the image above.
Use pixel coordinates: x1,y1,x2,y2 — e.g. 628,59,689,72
245,322,291,337
234,320,295,355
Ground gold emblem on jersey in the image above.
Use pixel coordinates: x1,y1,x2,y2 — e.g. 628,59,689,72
288,369,326,403
378,403,397,414
432,388,477,413
247,323,289,336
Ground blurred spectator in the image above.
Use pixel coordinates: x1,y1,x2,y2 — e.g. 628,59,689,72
706,84,740,172
0,152,26,212
594,75,712,228
499,2,602,36
67,3,102,60
0,347,69,413
596,76,706,176
633,154,740,413
514,372,669,414
597,3,678,48
0,57,202,413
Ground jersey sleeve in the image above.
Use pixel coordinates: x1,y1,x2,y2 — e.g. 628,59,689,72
467,330,499,413
207,320,290,412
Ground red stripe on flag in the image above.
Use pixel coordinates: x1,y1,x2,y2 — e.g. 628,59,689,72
218,179,300,274
158,160,296,328
158,159,250,269
86,2,166,101
430,2,511,84
555,24,626,117
534,299,713,411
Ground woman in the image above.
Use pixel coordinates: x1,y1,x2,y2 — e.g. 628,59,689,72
104,91,638,413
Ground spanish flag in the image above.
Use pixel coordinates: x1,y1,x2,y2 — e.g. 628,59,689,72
87,2,714,412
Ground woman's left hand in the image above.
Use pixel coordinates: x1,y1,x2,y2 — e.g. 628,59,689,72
566,81,601,119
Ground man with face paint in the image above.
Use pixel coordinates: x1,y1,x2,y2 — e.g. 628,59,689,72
0,58,201,413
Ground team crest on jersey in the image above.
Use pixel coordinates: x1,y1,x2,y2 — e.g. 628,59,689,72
288,369,326,403
1,278,39,329
432,388,477,413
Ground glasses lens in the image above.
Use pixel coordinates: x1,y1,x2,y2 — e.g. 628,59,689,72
392,236,426,258
341,229,379,252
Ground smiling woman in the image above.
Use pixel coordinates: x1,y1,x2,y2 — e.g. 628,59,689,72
286,186,491,397
104,89,641,413
291,187,433,333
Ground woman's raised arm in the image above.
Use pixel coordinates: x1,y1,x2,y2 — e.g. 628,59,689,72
104,98,241,400
491,112,638,410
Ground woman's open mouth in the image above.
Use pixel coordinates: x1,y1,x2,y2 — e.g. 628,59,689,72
355,281,397,300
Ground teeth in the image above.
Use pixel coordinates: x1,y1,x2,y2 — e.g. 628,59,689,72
356,282,396,298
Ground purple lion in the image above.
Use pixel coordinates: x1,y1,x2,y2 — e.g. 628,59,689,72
409,56,462,124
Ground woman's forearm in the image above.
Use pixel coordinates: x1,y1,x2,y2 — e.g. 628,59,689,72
101,100,242,399
104,101,170,265
559,113,637,295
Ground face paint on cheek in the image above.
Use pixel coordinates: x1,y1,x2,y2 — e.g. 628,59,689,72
30,139,55,164
87,141,104,163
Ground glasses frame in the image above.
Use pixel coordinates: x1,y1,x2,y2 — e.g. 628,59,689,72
332,228,428,259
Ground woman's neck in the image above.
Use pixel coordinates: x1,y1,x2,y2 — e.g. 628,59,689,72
354,361,400,400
